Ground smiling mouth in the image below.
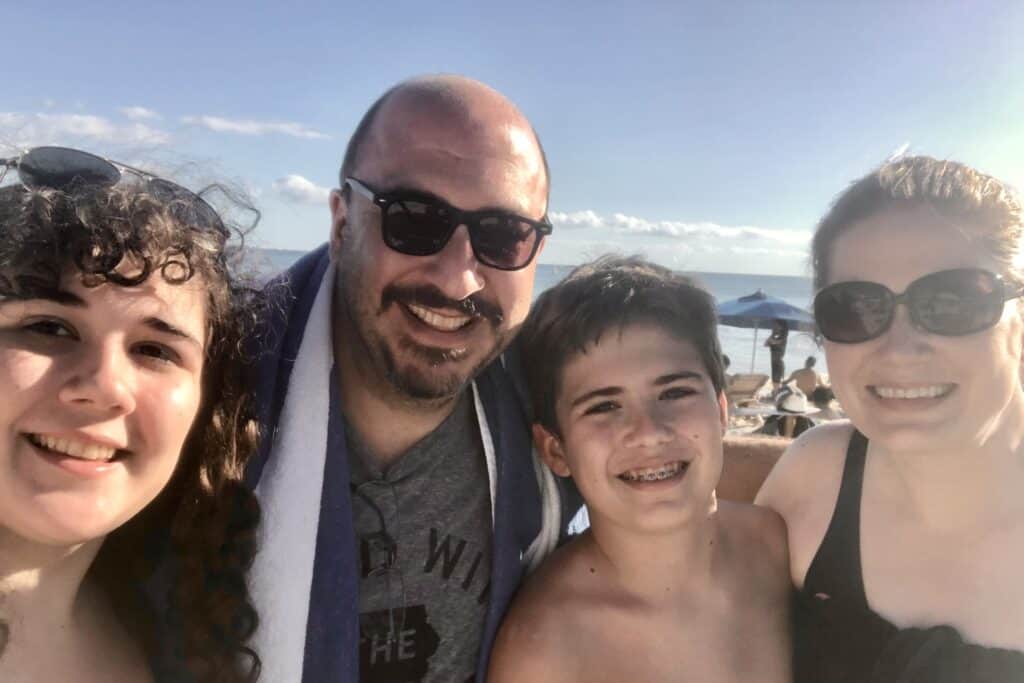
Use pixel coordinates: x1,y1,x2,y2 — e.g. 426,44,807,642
26,434,127,463
404,303,475,332
869,384,955,400
618,460,688,483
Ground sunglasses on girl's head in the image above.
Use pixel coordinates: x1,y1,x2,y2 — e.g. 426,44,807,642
813,268,1024,344
344,177,552,271
0,146,226,235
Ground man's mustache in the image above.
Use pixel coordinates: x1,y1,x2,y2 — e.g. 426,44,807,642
381,284,505,326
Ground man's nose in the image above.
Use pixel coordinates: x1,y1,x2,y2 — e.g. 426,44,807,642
428,224,486,302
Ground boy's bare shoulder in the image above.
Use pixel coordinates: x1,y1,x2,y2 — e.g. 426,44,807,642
488,536,597,682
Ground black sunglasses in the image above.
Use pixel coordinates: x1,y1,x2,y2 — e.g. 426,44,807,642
0,146,226,235
344,177,552,271
814,267,1024,344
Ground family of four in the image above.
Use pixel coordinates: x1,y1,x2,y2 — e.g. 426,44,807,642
2,73,1023,683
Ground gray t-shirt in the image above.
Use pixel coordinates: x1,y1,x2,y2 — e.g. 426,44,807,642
348,391,492,683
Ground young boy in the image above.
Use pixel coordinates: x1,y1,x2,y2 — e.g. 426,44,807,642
489,256,791,683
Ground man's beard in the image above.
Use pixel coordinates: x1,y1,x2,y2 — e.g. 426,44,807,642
376,326,508,401
339,267,509,402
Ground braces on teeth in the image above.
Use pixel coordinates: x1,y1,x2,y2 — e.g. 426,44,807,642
621,462,683,482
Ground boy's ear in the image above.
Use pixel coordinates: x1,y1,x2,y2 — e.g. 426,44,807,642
717,391,729,432
532,423,572,478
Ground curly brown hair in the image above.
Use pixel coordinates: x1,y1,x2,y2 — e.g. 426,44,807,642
0,179,263,682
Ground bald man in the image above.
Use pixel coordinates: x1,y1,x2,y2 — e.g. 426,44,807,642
246,76,565,683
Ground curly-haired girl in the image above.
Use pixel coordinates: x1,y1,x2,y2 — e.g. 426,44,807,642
0,147,262,682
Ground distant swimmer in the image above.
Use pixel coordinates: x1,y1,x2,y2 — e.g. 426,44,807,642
490,256,792,683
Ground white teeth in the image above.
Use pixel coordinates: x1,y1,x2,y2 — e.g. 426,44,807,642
406,303,472,331
619,461,685,483
873,384,953,399
30,434,117,461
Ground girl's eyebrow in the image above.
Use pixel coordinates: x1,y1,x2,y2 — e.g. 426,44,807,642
4,291,203,350
144,317,203,349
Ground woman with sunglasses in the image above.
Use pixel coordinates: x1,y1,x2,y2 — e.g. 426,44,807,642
758,156,1024,681
0,148,261,682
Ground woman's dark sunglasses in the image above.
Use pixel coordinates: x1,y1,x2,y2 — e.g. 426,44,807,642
813,268,1024,344
0,146,226,235
344,177,552,271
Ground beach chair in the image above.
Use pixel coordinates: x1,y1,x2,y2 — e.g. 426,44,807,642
725,373,771,406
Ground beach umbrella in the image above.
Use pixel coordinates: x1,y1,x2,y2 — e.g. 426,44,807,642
716,289,816,372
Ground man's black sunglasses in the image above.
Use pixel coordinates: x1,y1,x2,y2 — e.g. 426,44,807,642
0,146,226,235
344,177,552,271
813,267,1024,344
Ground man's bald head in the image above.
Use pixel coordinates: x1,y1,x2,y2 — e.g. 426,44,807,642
339,75,550,207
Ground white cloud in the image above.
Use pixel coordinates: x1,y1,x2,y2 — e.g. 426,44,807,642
182,115,331,140
728,246,809,258
0,112,170,147
548,210,605,229
272,174,331,204
549,209,811,246
121,106,160,121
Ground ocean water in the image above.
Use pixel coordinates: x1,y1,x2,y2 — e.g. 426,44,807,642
255,248,824,379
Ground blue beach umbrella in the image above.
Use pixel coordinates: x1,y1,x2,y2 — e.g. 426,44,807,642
716,289,816,372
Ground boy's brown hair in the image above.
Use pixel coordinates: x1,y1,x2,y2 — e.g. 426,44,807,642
518,254,724,436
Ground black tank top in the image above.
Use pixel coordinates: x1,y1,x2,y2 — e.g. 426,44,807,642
795,430,1024,682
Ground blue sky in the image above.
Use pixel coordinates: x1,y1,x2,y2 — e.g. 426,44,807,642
4,1,1022,275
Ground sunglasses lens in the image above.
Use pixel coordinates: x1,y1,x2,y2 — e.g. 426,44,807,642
148,179,226,235
471,216,539,270
382,199,453,256
911,269,1003,335
815,281,893,343
19,147,119,190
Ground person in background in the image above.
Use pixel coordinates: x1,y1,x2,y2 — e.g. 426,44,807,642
490,256,791,683
758,383,817,439
764,319,789,388
809,386,844,421
0,147,261,683
758,156,1024,681
784,355,822,396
